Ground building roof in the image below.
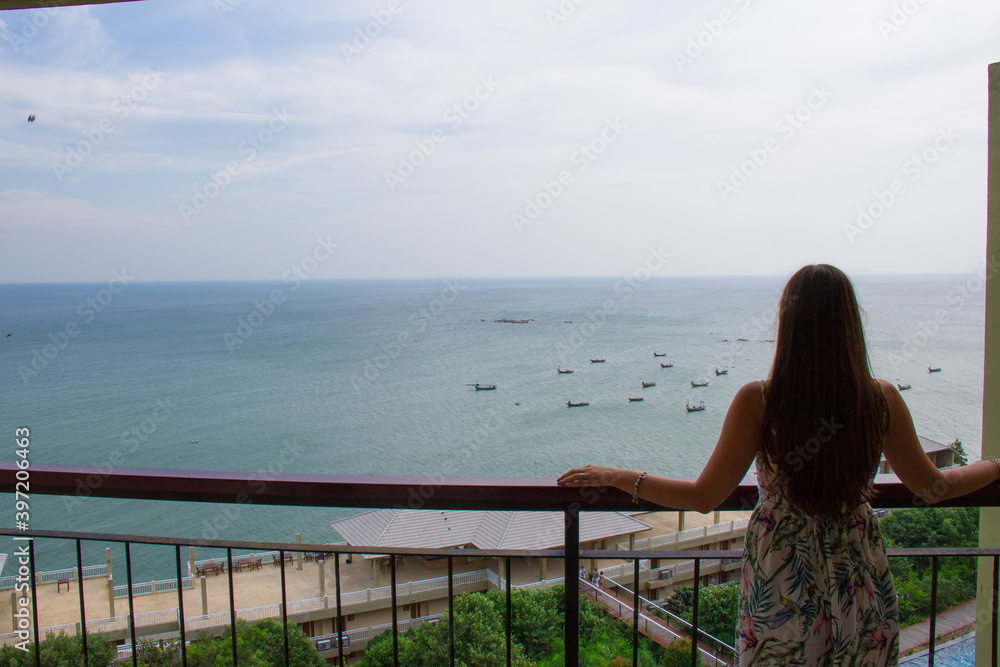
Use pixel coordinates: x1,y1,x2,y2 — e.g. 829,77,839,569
916,435,953,454
331,510,652,558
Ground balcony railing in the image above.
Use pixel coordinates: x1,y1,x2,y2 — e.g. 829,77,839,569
2,463,999,667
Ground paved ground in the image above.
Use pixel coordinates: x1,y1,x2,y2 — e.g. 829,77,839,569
899,599,979,654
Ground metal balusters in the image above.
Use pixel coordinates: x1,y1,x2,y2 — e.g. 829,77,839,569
691,559,700,667
76,539,89,667
226,547,237,667
279,550,289,667
125,542,138,667
564,508,580,666
390,554,398,667
173,545,187,667
448,556,455,667
632,558,639,667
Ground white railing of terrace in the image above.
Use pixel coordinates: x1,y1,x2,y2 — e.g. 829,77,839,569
0,563,108,590
113,576,193,599
0,568,494,646
586,578,730,667
617,517,750,551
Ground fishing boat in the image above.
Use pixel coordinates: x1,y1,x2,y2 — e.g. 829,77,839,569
715,366,728,375
928,366,942,373
628,397,643,402
642,381,655,388
567,400,589,407
590,358,606,363
691,381,709,387
897,383,911,391
653,352,666,357
686,401,706,412
557,367,574,374
466,379,497,390
660,362,673,368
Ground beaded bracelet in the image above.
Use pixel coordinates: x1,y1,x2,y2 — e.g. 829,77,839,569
632,472,647,504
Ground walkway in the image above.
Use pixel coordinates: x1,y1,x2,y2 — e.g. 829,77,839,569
899,599,979,654
586,583,733,666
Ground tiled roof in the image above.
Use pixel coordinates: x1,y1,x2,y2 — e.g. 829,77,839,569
331,510,651,558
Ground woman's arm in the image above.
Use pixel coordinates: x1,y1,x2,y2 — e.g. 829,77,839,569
557,381,764,512
879,379,1000,503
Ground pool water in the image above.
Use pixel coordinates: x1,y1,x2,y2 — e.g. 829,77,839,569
900,633,976,667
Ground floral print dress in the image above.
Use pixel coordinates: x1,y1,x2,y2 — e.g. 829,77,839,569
736,456,900,666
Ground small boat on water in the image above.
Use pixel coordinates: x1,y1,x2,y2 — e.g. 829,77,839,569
686,401,706,412
653,352,666,357
715,366,728,376
567,400,589,407
928,366,942,373
590,358,606,363
642,381,656,388
628,397,643,402
897,383,911,391
466,379,497,390
691,381,709,387
557,367,574,374
660,363,673,368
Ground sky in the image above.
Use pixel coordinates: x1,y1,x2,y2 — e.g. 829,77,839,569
0,0,998,283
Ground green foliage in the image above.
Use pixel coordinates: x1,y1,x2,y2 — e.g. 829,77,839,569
359,586,666,667
879,506,979,626
692,583,739,647
950,439,969,466
0,632,117,667
660,638,702,667
664,587,693,616
131,618,324,667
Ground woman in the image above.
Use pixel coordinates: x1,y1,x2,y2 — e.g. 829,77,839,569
558,264,1000,666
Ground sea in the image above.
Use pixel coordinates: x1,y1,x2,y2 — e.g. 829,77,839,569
0,273,989,583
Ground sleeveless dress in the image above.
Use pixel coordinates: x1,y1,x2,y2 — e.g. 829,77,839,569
735,444,900,665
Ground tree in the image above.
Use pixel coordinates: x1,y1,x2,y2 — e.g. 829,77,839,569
0,632,117,667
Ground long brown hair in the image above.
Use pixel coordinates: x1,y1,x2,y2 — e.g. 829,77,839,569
761,264,888,519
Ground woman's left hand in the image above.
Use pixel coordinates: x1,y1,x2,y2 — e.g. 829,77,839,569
557,465,625,488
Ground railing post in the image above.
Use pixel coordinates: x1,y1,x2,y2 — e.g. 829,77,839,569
980,57,1000,667
125,542,138,667
564,508,580,666
632,558,639,667
76,540,89,667
691,558,700,667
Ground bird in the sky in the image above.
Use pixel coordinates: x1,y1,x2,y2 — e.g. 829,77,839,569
27,114,35,122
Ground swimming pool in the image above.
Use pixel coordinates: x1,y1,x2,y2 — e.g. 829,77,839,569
900,633,976,667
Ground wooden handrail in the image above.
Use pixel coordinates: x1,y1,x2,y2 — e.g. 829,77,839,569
3,463,999,511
